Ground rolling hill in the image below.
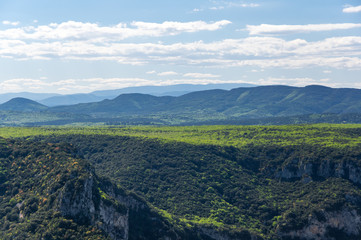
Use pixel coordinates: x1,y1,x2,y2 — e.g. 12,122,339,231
49,85,361,118
38,83,256,106
0,98,48,112
2,85,361,126
91,83,256,98
0,92,59,104
0,83,255,107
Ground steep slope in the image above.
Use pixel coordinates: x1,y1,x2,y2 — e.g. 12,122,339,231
48,85,361,118
0,137,248,240
42,133,361,240
0,98,48,112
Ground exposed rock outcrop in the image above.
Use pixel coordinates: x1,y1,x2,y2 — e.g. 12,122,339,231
270,158,361,239
55,168,250,240
57,173,129,240
279,208,361,240
275,159,361,186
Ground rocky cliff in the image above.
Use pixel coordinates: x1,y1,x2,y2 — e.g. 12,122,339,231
54,155,252,240
270,154,361,239
275,158,361,186
278,208,361,240
57,172,129,240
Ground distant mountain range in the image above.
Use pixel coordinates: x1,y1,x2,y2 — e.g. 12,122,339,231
49,85,361,117
0,83,256,106
1,84,361,126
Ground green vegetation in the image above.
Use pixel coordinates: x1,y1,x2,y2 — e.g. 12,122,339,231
1,124,361,239
41,133,361,239
0,138,111,239
49,85,361,120
1,124,361,148
2,85,361,126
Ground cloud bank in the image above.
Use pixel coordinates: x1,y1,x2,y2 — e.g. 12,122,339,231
246,23,361,35
0,76,340,94
0,34,360,69
0,20,231,42
0,21,360,72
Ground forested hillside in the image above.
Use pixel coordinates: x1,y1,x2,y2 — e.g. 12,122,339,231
0,136,245,240
1,125,361,239
2,85,361,126
50,85,361,119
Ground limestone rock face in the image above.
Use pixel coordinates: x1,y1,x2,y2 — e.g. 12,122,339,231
279,208,361,240
57,173,129,240
276,159,361,185
272,159,361,239
54,169,259,240
54,170,190,240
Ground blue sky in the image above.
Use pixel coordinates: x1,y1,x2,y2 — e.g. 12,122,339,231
0,0,360,93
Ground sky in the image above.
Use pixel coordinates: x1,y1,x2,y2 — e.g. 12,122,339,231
0,0,360,94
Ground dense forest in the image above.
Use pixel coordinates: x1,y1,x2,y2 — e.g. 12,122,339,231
1,125,361,239
0,135,243,240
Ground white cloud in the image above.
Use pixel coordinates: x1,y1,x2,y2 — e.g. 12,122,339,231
0,20,231,42
246,23,361,35
131,20,231,34
220,56,361,69
231,3,259,8
2,20,20,26
0,78,50,92
343,5,361,13
0,77,154,93
146,70,157,74
209,1,260,10
0,22,360,70
210,6,225,10
1,75,357,94
184,73,220,78
251,69,264,72
157,71,178,76
0,77,241,94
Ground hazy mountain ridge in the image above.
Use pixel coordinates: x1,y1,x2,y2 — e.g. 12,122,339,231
2,84,361,126
0,83,256,106
0,92,60,104
49,85,361,117
38,93,104,107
